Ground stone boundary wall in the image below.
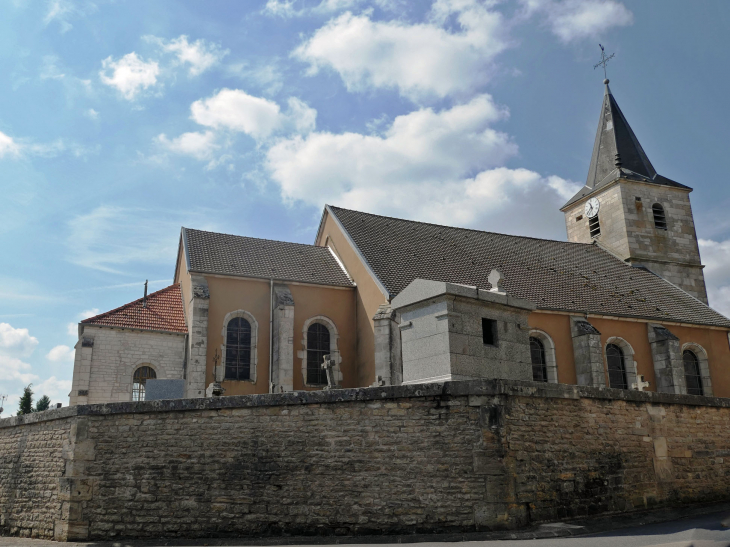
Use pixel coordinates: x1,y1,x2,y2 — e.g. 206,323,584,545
1,380,730,541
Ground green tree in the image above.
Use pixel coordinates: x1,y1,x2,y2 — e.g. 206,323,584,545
17,384,33,416
35,395,51,412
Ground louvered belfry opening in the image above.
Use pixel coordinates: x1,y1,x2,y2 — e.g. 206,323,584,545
589,214,601,238
652,203,667,230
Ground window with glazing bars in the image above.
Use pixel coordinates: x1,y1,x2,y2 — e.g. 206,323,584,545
132,366,156,402
306,323,330,385
683,350,703,396
225,317,251,380
529,337,548,382
606,343,627,389
589,215,601,238
652,203,667,230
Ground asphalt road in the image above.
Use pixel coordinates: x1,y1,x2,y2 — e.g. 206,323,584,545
1,511,729,547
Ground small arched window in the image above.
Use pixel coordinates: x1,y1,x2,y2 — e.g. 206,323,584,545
683,350,703,396
652,203,667,230
306,323,330,385
529,337,548,382
132,366,156,401
606,343,627,389
225,317,251,380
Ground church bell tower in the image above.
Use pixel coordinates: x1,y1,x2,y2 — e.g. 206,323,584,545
561,79,708,304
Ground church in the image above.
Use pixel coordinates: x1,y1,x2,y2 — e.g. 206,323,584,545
69,80,730,406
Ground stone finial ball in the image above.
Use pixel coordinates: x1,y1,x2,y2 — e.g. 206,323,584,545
604,78,610,84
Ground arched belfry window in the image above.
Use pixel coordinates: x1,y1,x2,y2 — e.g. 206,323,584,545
683,349,703,396
529,337,548,382
652,203,667,230
306,323,330,385
589,215,601,238
132,366,156,401
606,343,627,389
225,317,252,381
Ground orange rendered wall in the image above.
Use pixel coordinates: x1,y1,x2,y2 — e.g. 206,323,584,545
316,212,389,387
205,274,356,395
529,311,730,397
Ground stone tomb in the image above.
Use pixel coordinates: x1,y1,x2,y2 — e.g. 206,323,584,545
391,278,535,384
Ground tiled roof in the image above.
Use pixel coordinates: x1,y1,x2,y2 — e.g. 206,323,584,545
81,284,187,333
183,228,353,287
329,206,730,328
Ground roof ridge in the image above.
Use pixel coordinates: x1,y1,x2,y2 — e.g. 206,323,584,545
81,283,180,325
328,206,594,247
184,227,330,250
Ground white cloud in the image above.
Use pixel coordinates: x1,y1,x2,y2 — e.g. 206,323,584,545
699,238,730,317
156,131,219,160
99,52,160,100
264,0,399,17
293,1,508,102
150,35,229,76
263,0,298,17
0,323,39,357
67,308,99,337
67,323,78,336
34,376,73,406
46,345,75,362
66,206,217,273
521,0,633,43
190,89,316,140
0,131,21,159
85,108,99,120
0,355,38,385
266,94,576,228
44,0,73,33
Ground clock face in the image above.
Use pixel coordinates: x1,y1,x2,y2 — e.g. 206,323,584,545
584,198,600,218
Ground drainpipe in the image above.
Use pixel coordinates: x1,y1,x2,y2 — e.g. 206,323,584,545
269,278,274,394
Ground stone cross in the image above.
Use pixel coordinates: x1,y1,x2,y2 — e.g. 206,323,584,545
488,269,505,294
631,375,650,392
321,354,340,390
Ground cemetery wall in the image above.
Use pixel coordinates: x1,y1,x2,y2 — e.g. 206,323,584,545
1,380,730,541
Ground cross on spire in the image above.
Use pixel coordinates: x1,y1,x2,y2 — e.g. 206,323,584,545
593,44,615,82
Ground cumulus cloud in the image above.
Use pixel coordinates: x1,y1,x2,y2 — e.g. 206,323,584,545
699,239,730,317
266,95,577,228
99,52,160,100
0,131,21,159
0,323,39,357
67,308,100,337
85,108,99,120
34,376,73,406
264,0,400,17
46,345,75,362
156,131,219,160
521,0,633,43
149,35,229,76
293,0,508,102
190,89,316,140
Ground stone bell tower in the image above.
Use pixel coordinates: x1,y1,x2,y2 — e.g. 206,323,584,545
560,80,708,304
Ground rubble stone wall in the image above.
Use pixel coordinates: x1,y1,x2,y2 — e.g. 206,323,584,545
1,380,730,541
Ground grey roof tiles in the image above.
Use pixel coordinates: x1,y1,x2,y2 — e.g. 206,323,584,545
183,227,353,287
329,206,730,328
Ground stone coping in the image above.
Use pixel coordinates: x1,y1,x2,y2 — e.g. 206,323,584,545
2,378,729,429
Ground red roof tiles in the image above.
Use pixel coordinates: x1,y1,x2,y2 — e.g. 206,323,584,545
81,284,187,334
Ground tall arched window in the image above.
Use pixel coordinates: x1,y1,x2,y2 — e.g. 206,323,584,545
683,349,703,396
529,337,548,382
132,366,156,401
306,323,330,385
606,343,627,389
225,317,251,380
652,203,667,230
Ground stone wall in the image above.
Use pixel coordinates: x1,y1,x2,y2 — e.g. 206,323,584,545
70,325,186,406
2,380,730,541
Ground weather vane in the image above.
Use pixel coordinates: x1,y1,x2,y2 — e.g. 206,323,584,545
594,44,615,82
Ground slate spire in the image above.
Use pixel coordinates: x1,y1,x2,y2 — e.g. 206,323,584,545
586,79,657,188
562,80,689,209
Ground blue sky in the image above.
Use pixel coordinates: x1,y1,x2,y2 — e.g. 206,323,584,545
2,0,730,412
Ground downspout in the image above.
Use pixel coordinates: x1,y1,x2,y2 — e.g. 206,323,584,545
269,278,274,394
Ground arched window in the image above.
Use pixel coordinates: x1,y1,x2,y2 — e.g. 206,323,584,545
529,337,548,382
225,317,251,381
306,323,330,385
132,366,156,401
606,343,627,389
652,203,667,230
683,350,703,396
